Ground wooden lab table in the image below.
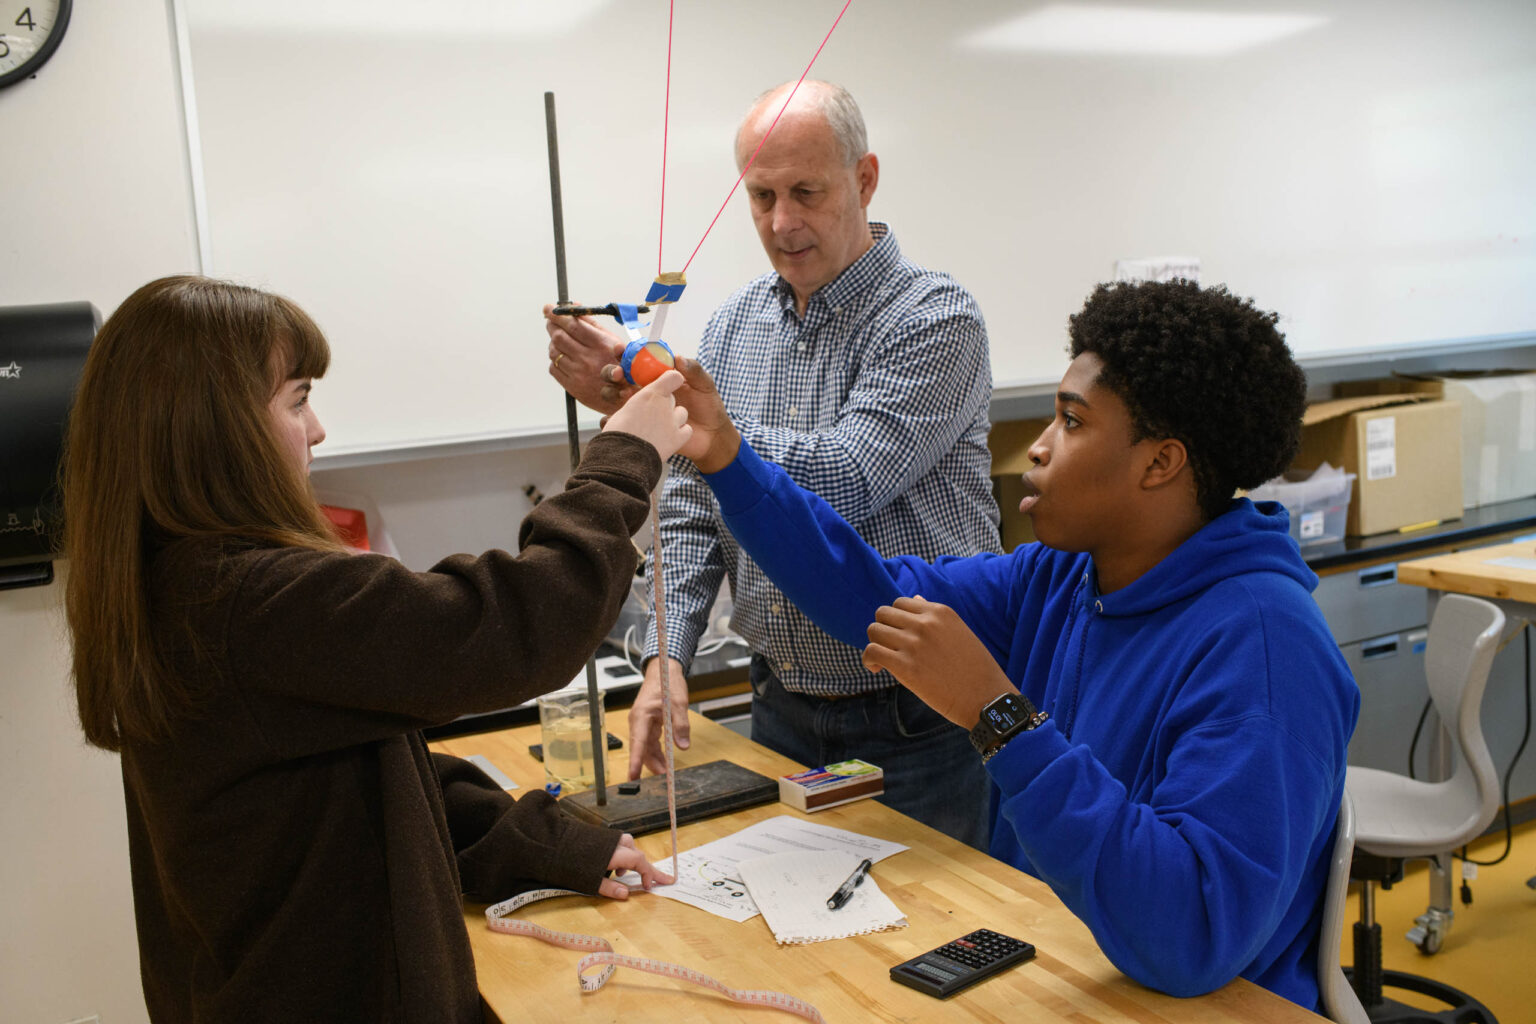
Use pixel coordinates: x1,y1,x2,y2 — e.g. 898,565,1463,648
1397,539,1536,625
432,713,1323,1024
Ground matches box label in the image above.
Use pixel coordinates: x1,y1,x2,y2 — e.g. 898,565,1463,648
778,759,884,812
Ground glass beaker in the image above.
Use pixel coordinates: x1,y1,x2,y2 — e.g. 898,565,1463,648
537,688,606,793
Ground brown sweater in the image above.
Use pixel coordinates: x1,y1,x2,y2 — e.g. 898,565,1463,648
123,432,659,1023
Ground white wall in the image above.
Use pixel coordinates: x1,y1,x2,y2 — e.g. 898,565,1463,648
311,441,619,571
0,2,198,1021
182,0,1536,457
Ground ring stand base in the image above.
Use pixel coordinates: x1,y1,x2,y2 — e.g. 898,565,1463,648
559,760,777,835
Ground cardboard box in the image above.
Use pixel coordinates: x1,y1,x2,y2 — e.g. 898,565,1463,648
778,759,884,812
1341,372,1536,510
988,418,1050,551
1292,394,1462,536
1438,372,1536,507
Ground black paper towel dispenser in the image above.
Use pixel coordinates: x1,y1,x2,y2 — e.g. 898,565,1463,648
0,302,99,590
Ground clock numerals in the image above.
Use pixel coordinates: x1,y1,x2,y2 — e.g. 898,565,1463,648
2,8,38,61
0,0,68,89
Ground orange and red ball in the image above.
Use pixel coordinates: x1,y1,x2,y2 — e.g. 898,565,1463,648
621,340,676,387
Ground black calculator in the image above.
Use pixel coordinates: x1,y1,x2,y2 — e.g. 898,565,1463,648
889,928,1036,999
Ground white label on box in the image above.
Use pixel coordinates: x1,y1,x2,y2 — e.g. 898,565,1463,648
1299,510,1325,539
1365,416,1396,480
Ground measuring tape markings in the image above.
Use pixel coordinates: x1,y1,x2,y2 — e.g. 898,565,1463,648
485,888,827,1022
651,494,682,873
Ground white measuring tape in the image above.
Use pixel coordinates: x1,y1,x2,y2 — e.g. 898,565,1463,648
485,887,826,1022
482,492,826,1023
651,496,682,873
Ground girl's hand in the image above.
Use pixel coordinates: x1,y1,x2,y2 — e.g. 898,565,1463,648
598,833,675,899
600,370,693,461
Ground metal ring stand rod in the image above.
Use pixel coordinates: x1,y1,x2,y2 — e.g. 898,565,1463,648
544,90,607,805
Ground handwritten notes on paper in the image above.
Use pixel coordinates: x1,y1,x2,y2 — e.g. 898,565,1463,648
738,850,907,945
618,815,907,923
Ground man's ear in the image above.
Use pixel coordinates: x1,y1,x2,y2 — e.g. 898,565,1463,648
856,152,879,208
1140,437,1189,490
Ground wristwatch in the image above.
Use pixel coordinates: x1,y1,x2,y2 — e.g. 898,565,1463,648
969,691,1048,763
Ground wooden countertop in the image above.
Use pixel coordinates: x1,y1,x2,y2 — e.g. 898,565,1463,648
432,713,1324,1024
1397,540,1536,604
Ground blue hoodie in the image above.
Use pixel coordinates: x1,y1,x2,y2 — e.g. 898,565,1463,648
704,440,1358,1011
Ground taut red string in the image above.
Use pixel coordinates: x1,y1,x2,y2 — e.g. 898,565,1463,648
678,0,854,275
658,0,675,276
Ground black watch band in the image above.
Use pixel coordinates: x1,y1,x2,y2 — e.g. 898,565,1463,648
969,691,1048,763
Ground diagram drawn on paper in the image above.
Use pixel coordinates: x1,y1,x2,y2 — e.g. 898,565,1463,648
618,815,909,923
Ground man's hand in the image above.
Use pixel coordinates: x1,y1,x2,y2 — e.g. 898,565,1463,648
862,596,1015,728
545,305,627,414
626,657,691,779
599,832,675,898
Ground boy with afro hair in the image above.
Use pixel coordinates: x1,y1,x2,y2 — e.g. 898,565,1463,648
642,278,1358,1012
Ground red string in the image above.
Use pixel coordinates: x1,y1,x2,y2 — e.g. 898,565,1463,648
658,0,675,276
679,0,854,275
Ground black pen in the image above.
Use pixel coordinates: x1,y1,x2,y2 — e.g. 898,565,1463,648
826,858,873,911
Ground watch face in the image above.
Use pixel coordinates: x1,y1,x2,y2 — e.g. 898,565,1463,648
982,694,1024,732
0,1,71,89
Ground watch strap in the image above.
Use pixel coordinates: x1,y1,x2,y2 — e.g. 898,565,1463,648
970,692,1048,763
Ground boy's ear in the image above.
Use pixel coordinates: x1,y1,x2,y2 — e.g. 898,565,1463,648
1140,437,1190,490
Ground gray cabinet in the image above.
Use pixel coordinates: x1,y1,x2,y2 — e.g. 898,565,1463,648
1340,625,1430,774
1316,549,1535,807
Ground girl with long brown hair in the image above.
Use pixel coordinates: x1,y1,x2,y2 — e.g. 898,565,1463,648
62,275,685,1022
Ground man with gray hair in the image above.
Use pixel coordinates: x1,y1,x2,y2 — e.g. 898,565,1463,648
546,80,1000,848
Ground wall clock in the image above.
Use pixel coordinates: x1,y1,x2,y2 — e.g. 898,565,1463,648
0,1,71,90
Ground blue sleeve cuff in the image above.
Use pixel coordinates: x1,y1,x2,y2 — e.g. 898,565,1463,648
985,717,1070,794
701,439,775,515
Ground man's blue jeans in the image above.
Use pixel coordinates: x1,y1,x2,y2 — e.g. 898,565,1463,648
748,656,992,851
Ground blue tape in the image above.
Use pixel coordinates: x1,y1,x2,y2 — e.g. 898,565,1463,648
613,302,644,342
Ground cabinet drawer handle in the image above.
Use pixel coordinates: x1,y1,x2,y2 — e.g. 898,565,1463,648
1358,565,1398,588
1361,637,1400,661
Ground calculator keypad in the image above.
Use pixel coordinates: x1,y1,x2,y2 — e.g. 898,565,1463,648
934,929,1026,969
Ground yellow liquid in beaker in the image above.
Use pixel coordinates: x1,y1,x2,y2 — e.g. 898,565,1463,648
544,717,601,792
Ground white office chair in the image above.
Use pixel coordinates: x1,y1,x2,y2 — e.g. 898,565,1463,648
1320,792,1371,1024
1343,593,1504,1024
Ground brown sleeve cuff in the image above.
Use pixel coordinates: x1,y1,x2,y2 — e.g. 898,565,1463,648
437,753,621,901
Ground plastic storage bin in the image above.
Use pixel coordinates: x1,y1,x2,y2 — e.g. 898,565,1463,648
1248,469,1356,547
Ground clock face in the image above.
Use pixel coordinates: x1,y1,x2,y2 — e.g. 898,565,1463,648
0,1,72,89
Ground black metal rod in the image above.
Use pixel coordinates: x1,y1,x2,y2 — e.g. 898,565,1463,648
544,90,607,805
544,92,580,472
553,303,651,318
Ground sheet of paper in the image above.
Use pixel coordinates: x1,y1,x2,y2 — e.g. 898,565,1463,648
739,850,907,945
617,815,908,922
464,754,518,790
1484,555,1536,571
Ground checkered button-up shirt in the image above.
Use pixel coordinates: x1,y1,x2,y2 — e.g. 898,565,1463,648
644,222,1002,696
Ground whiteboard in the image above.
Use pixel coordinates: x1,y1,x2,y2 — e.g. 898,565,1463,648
183,0,1536,458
